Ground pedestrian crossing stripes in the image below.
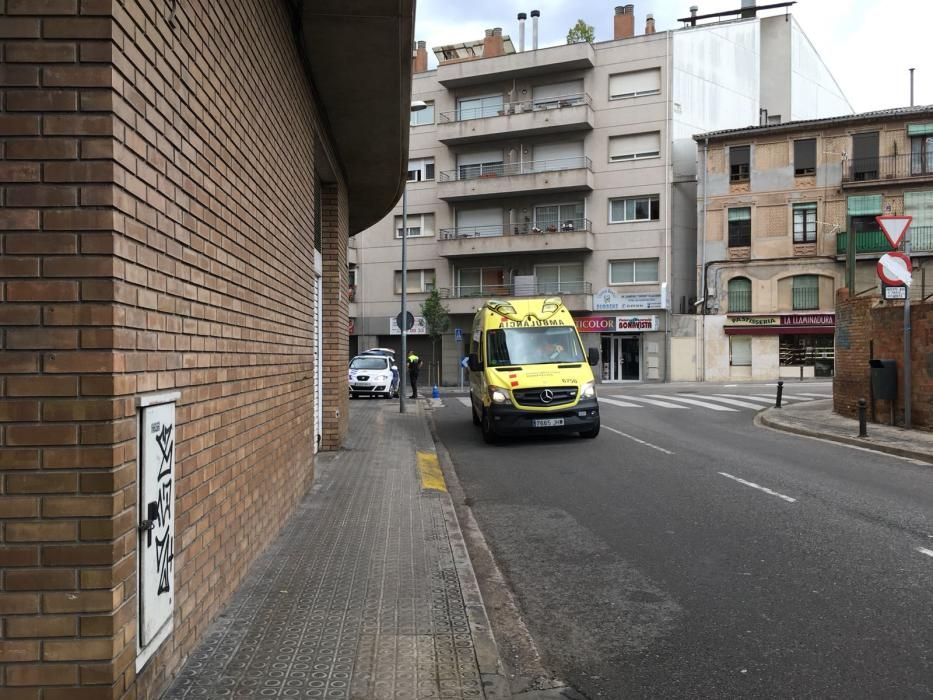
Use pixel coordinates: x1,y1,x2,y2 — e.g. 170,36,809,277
453,392,829,414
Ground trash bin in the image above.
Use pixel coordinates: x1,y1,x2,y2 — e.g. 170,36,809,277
869,359,897,401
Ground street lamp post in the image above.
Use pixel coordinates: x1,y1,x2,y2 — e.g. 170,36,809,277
400,100,427,414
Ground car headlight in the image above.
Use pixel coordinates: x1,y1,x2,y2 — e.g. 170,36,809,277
488,387,511,404
580,381,596,399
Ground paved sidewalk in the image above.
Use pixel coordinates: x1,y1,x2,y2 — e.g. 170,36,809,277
164,400,506,699
760,399,933,463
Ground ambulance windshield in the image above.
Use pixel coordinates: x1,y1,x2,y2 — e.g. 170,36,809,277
486,327,584,366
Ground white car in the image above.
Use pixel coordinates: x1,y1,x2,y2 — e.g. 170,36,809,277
348,355,398,399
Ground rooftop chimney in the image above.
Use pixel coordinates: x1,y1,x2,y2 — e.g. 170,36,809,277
483,28,505,58
614,5,635,40
412,40,428,74
518,12,526,52
741,0,757,18
645,13,655,34
531,9,540,50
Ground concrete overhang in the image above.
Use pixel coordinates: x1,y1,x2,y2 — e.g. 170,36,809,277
297,0,414,234
436,42,595,88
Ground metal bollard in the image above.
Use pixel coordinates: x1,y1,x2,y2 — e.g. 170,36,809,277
775,380,784,408
858,398,868,437
799,365,804,381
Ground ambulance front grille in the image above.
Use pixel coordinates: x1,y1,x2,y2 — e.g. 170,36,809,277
512,387,577,407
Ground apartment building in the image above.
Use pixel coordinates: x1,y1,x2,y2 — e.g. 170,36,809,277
695,105,933,381
351,2,851,385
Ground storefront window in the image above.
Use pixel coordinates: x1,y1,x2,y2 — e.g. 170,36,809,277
779,334,834,376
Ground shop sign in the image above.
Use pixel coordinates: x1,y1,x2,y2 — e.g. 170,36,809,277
575,316,617,333
594,289,664,311
779,313,834,327
725,316,780,327
616,315,659,331
594,288,624,311
389,315,426,335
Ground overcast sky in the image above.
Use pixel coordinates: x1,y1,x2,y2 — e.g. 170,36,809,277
415,0,930,112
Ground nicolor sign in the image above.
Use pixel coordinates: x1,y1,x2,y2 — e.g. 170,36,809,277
877,252,912,287
575,316,617,333
875,215,911,249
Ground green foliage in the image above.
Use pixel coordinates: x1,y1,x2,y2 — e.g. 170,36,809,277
566,19,595,44
421,290,451,376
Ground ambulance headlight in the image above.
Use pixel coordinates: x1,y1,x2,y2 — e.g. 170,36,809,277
489,387,511,404
580,381,596,399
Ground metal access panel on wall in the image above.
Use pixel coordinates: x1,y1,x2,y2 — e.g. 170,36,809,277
137,391,180,667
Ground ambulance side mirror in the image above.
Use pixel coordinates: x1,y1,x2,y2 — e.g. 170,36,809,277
587,347,599,366
467,353,482,372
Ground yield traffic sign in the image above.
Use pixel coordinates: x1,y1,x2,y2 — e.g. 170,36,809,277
877,252,913,287
875,215,911,249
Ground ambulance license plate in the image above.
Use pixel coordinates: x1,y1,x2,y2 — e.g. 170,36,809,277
533,418,564,428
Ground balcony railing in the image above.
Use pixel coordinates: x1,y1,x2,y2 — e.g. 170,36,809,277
842,154,933,183
837,226,933,254
439,218,592,240
439,280,592,299
438,93,591,123
439,156,592,182
792,287,819,310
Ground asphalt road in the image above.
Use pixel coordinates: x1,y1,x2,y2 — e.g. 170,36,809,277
431,382,933,699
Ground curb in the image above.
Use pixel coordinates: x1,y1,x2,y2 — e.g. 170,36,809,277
757,409,933,464
416,401,513,700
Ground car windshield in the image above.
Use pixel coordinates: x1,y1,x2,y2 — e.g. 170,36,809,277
350,357,389,370
486,327,585,366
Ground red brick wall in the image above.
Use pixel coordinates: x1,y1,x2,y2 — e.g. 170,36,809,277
1,2,347,697
321,184,349,449
834,290,933,429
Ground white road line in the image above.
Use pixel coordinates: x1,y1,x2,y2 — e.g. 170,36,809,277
718,472,797,503
606,395,689,409
917,547,933,559
795,393,832,398
598,397,643,408
697,395,771,410
457,397,471,408
715,394,776,404
604,426,674,454
646,395,737,412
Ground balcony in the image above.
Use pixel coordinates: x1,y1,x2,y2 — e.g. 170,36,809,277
437,219,595,257
437,156,594,201
437,94,594,145
842,154,933,187
836,227,933,256
438,281,593,314
436,41,595,88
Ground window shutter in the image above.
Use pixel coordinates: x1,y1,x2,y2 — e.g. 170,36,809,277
728,207,751,222
456,207,502,230
533,141,584,163
907,123,933,136
609,69,661,98
904,191,933,228
846,194,882,216
533,80,584,104
730,336,752,366
457,149,504,166
609,132,661,160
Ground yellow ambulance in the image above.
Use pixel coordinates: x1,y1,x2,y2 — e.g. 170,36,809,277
467,297,600,443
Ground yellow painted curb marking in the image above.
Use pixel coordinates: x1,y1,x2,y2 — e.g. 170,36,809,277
417,451,446,492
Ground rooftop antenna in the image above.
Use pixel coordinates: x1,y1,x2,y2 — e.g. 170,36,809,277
910,67,915,106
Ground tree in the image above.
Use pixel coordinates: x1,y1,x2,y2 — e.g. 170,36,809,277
420,289,451,385
566,19,595,44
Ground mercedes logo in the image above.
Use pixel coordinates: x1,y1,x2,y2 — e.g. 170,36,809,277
540,389,554,404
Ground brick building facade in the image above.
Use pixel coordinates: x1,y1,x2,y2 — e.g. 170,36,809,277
0,1,413,698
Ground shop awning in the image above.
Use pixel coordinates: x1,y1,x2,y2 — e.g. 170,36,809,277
724,313,835,335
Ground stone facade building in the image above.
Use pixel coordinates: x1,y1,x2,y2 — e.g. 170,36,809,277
0,1,413,697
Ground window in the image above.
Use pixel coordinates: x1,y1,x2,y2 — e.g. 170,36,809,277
348,264,357,302
851,132,879,181
911,136,933,175
407,158,434,182
394,213,435,239
457,94,503,121
729,145,750,182
792,275,819,310
905,191,933,232
532,141,584,171
532,80,584,108
780,335,835,376
456,267,505,297
535,262,584,294
609,132,661,161
410,101,435,126
454,207,503,237
609,68,661,99
457,149,504,179
609,194,660,223
609,258,659,285
792,203,817,243
393,269,435,294
794,139,816,176
730,336,752,367
727,207,751,247
728,277,751,313
534,202,584,231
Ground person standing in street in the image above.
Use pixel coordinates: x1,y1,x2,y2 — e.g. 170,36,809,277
407,351,422,399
